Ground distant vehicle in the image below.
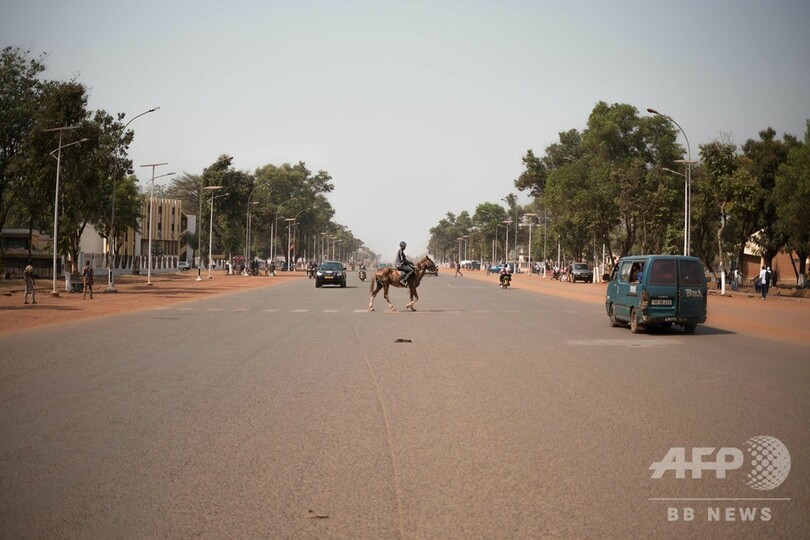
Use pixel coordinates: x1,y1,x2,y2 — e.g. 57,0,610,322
489,263,511,274
315,261,347,288
570,262,593,283
178,261,190,271
605,255,707,334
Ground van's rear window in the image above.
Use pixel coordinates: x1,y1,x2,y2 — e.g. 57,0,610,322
649,259,676,284
679,259,704,285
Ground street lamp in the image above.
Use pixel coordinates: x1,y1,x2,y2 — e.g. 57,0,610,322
244,181,271,272
503,220,512,268
204,186,225,279
285,207,311,270
140,163,172,286
197,155,233,281
44,126,87,296
270,196,298,266
648,107,693,255
106,107,159,293
285,218,296,270
523,213,537,275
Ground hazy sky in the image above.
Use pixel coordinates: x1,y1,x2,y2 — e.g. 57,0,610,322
4,0,809,256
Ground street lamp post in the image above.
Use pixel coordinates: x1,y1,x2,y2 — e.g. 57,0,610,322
204,186,225,279
140,163,172,286
44,126,86,296
196,155,233,281
285,218,296,270
648,108,692,255
107,107,159,293
523,213,537,275
503,220,512,268
269,197,297,267
244,182,271,273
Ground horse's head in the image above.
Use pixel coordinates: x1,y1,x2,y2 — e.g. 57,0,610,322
419,255,437,273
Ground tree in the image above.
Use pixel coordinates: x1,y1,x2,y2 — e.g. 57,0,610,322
773,120,810,287
0,46,46,273
742,128,798,266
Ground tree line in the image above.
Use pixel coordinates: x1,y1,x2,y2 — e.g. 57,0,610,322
0,46,374,273
428,101,809,286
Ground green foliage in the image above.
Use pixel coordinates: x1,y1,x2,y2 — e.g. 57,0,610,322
773,121,810,283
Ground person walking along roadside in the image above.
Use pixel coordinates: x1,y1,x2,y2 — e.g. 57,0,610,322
82,261,94,300
23,262,37,304
455,260,463,277
759,265,772,300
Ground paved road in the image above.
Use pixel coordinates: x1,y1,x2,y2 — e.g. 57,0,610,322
1,274,807,538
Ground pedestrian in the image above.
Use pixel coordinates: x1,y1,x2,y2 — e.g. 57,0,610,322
454,259,463,277
82,260,94,299
23,261,37,304
758,265,770,300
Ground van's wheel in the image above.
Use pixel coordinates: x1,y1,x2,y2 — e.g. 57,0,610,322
609,304,620,327
684,323,697,334
630,308,646,334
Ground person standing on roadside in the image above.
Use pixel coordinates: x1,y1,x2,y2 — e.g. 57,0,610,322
759,265,770,300
82,260,94,299
23,261,37,304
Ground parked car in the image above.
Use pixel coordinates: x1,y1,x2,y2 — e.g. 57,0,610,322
315,261,347,288
178,261,190,271
570,262,593,282
605,255,707,334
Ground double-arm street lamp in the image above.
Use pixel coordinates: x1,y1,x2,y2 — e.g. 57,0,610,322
523,213,537,275
285,207,311,270
647,107,693,256
203,186,225,279
244,181,272,273
140,163,174,286
196,155,233,281
503,220,513,268
106,107,159,293
44,126,88,296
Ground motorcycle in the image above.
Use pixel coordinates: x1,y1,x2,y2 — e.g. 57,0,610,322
358,268,367,282
499,273,512,289
307,266,316,279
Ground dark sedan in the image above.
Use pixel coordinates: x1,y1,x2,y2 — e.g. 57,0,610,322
315,261,347,288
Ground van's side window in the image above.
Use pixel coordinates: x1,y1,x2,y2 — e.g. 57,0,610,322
679,259,703,285
650,259,676,285
619,261,633,282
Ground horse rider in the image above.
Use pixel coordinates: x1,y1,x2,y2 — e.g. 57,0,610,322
395,241,415,286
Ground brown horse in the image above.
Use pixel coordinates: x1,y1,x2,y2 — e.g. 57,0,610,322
369,255,437,311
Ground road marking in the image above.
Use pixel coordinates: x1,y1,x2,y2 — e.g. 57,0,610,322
232,308,251,312
322,309,338,313
568,338,681,348
263,308,279,312
353,309,368,313
292,309,309,313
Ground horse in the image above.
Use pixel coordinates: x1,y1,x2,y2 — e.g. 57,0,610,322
369,255,437,311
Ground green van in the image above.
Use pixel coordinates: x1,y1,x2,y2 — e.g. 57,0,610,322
604,255,707,334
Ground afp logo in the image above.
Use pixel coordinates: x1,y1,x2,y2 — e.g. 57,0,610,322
650,436,791,490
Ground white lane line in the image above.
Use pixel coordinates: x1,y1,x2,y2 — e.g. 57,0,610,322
232,308,251,312
322,309,338,313
292,309,309,313
263,308,279,312
568,339,681,348
353,309,368,313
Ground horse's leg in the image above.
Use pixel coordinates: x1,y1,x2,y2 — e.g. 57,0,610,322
406,285,419,310
369,280,381,311
383,283,397,311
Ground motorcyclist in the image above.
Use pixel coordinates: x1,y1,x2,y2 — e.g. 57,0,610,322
358,263,367,280
395,241,414,286
499,262,512,285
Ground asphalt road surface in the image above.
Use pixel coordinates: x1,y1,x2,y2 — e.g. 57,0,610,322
1,274,807,538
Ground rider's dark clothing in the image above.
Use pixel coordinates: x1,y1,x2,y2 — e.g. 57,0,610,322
396,247,414,285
